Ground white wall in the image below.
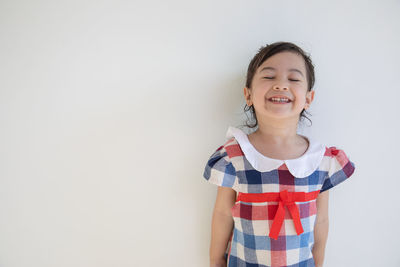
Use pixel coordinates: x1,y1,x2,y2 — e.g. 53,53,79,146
1,0,399,266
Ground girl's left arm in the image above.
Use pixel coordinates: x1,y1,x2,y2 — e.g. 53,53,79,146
312,190,329,267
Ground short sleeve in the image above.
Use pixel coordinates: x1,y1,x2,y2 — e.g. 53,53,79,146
203,145,238,190
320,147,356,193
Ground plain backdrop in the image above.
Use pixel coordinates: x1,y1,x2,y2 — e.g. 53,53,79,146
1,0,400,266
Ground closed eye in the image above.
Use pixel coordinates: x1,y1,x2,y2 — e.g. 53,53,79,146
263,77,300,82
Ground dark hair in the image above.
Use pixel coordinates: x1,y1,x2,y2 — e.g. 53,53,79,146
243,41,315,129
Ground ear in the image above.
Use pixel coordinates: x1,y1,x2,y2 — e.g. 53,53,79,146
305,90,315,108
243,87,252,106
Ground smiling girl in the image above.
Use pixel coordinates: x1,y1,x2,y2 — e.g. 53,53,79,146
203,41,356,267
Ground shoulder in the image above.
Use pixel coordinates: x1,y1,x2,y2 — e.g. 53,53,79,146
318,145,354,172
204,137,237,167
325,146,354,166
209,137,235,159
319,145,356,192
320,145,351,162
203,138,240,190
208,137,244,160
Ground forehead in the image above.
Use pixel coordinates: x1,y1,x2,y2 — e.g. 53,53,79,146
257,51,306,74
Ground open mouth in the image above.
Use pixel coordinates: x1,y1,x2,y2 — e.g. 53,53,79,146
268,97,292,104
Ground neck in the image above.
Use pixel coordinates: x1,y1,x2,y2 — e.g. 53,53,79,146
252,117,301,145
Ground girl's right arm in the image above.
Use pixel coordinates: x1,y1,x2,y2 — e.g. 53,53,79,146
210,186,237,267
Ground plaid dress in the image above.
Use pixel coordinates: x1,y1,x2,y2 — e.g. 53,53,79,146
203,126,356,267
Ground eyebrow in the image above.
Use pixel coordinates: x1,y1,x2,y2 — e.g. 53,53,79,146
259,67,304,77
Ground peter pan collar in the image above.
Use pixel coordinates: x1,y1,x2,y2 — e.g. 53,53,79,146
225,126,326,178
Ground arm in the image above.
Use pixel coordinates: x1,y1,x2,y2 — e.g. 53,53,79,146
210,186,237,267
313,190,329,267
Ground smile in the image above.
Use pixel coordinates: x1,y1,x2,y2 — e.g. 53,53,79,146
268,97,292,104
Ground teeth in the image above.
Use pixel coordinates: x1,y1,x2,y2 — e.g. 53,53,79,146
271,97,290,102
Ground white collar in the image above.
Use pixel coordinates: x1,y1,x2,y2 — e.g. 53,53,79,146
225,126,326,178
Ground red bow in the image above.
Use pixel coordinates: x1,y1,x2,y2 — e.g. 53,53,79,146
331,146,339,156
236,189,320,240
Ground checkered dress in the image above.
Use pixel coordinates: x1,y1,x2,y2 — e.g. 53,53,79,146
203,126,356,267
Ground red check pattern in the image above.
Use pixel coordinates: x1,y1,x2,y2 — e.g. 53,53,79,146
203,135,355,267
235,190,320,240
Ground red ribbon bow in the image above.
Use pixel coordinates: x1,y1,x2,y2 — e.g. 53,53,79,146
236,189,320,240
331,146,339,156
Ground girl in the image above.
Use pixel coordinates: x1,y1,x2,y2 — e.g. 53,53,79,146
203,41,356,267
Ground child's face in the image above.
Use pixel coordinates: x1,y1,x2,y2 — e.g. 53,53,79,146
244,51,314,122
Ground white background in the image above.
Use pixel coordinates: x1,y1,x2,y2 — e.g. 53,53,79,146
1,0,399,266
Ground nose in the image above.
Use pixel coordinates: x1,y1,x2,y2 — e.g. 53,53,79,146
273,84,289,91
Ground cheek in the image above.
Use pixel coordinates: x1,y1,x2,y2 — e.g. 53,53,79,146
253,90,267,101
293,88,308,101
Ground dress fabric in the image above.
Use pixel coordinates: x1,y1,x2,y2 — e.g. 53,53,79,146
203,126,356,267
